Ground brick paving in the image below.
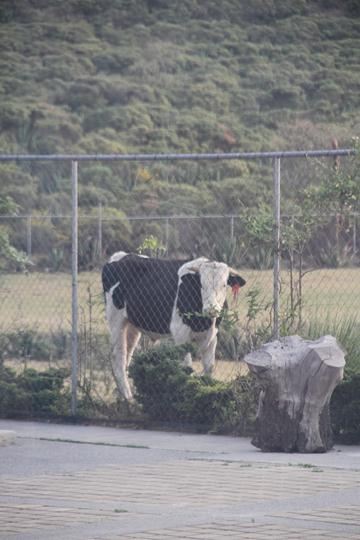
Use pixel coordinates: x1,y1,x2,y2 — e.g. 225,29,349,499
0,421,360,539
109,522,360,540
2,460,359,507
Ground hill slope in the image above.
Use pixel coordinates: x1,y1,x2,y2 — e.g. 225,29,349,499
0,0,359,267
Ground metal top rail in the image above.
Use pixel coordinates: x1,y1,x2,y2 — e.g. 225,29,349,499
1,211,360,220
0,149,355,162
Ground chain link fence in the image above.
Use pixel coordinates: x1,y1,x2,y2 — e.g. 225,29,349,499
0,149,358,428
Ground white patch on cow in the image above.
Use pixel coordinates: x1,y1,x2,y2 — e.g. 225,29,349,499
106,287,127,329
109,251,128,263
106,302,133,400
178,258,229,315
183,352,193,368
105,281,121,311
170,305,193,369
190,319,218,374
109,251,149,263
199,335,218,373
193,318,218,349
199,262,229,314
178,257,209,279
108,281,120,296
170,303,192,345
126,323,141,369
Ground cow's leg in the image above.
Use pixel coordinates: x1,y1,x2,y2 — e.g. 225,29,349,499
197,323,218,375
170,308,192,368
183,352,193,368
106,303,133,400
200,336,217,374
126,323,141,369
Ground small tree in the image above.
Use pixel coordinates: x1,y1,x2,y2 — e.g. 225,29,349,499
304,137,360,266
138,234,165,258
242,204,273,270
281,201,320,329
243,202,319,332
0,196,29,270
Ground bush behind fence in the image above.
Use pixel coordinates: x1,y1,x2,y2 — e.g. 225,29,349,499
1,211,359,272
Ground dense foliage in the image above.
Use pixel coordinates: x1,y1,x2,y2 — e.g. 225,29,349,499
0,365,69,417
0,0,359,269
0,328,70,365
129,343,258,433
331,374,360,444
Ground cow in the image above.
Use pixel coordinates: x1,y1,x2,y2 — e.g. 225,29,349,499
102,251,246,400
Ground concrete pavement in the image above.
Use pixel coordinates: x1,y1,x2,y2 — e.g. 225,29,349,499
0,419,360,539
0,431,16,447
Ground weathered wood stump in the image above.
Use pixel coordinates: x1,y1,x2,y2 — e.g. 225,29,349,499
245,335,345,453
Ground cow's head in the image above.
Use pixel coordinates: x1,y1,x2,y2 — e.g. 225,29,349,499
180,259,246,317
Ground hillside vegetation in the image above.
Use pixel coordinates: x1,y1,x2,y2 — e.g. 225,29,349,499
0,0,359,269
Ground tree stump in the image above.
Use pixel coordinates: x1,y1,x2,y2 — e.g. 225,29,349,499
244,335,345,453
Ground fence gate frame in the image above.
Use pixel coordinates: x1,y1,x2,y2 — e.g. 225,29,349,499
0,148,354,414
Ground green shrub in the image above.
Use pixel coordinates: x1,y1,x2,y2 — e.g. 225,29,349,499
0,366,70,417
129,343,192,422
3,329,70,361
305,315,360,375
129,343,257,433
331,374,360,444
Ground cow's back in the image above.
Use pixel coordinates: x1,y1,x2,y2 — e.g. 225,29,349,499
102,255,187,334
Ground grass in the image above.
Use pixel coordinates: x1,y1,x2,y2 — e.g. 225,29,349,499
246,267,360,322
1,268,360,332
192,359,249,381
300,268,360,322
4,358,248,386
0,271,104,332
1,268,360,377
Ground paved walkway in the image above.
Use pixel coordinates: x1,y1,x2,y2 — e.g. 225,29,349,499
0,420,360,539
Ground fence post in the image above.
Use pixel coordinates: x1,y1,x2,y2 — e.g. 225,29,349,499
98,201,103,263
353,214,357,255
71,160,79,416
230,215,234,241
26,215,32,259
165,218,169,254
273,157,281,340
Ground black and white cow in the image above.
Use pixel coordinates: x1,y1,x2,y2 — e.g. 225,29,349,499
102,251,246,400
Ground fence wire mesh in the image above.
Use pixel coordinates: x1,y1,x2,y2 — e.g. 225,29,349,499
0,150,358,429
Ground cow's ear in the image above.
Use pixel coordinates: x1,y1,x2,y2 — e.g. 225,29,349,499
228,271,246,287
